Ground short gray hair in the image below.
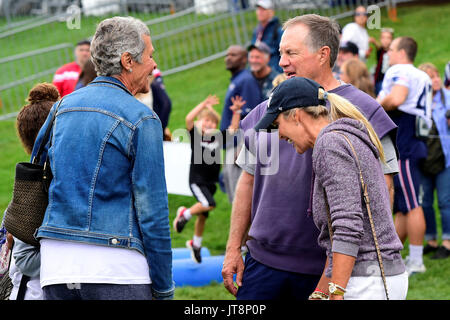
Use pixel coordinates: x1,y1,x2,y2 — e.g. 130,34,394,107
283,14,340,68
91,16,150,76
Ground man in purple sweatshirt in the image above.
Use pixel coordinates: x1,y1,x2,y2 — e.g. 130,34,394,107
222,14,398,300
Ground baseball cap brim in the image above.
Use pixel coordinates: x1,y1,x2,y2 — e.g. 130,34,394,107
254,110,279,131
247,44,258,51
253,77,326,132
247,43,271,55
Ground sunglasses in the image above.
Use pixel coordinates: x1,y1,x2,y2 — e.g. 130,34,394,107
355,12,368,16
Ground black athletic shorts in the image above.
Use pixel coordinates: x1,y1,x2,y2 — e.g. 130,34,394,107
189,182,217,217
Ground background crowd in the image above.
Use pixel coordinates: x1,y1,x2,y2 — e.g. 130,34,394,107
0,0,449,301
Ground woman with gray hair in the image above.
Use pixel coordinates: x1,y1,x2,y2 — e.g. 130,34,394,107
31,16,174,300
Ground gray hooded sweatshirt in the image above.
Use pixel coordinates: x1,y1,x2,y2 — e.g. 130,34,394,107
312,118,405,278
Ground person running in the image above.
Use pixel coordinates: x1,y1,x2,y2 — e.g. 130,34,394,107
174,94,245,263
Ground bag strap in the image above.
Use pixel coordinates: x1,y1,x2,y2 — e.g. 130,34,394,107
325,130,389,300
3,241,30,300
16,274,30,300
32,99,63,165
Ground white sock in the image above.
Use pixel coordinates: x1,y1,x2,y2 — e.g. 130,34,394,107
193,235,202,248
183,208,192,220
409,244,424,265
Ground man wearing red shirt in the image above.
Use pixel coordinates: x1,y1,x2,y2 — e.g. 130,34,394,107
53,40,90,97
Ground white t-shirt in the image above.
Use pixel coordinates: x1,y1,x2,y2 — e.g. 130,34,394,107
341,22,369,60
39,239,151,288
379,63,432,125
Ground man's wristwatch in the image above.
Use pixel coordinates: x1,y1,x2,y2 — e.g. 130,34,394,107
328,282,346,296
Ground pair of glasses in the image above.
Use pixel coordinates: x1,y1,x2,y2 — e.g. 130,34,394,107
355,12,368,16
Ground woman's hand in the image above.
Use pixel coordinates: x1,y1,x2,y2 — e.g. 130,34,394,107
308,289,329,300
309,257,331,300
329,294,344,300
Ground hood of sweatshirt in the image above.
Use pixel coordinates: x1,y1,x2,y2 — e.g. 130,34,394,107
317,117,380,160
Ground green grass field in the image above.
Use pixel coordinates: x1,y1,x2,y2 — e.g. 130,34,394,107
1,2,450,300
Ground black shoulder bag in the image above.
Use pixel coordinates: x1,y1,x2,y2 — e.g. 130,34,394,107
4,99,62,247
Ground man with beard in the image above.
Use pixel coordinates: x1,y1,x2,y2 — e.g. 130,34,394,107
220,45,262,203
247,42,280,100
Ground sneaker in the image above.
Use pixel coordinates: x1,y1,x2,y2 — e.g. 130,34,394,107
186,239,202,263
431,246,450,260
423,243,439,255
404,256,426,276
173,207,188,233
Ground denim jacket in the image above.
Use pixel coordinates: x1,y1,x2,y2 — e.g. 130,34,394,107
31,76,174,299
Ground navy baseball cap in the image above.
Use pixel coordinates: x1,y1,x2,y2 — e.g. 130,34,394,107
254,77,326,131
247,41,271,55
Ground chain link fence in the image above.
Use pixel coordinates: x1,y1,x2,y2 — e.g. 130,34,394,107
0,0,405,119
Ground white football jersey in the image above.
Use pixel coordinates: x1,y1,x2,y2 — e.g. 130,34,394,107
380,63,432,127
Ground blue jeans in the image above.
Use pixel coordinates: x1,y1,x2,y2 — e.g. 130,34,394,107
236,251,320,300
43,283,152,300
421,166,450,241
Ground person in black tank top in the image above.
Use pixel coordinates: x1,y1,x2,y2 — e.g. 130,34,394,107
173,94,245,263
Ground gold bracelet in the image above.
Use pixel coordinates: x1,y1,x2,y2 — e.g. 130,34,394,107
309,290,329,300
328,282,346,296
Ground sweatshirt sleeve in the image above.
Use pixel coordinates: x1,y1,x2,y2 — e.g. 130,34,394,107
12,237,40,278
315,135,364,257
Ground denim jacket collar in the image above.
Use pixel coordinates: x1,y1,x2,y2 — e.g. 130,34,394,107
90,76,133,96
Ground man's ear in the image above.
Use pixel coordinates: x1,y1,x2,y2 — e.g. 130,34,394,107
120,52,133,71
318,46,331,67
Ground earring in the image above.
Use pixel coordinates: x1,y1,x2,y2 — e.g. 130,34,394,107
128,68,132,73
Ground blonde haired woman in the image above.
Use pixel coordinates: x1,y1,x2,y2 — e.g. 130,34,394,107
254,77,407,300
340,58,376,98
